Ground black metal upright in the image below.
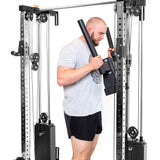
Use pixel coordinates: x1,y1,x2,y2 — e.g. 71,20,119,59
115,1,147,160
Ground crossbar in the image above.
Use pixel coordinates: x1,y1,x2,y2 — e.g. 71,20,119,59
41,1,116,11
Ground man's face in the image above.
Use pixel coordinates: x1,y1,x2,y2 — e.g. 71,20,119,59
90,23,107,46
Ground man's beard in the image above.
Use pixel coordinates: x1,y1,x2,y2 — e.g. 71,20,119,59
91,32,100,47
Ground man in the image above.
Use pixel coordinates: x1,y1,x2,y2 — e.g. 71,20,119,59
57,17,112,160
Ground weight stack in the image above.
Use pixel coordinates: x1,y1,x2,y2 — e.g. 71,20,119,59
35,122,58,160
126,139,147,160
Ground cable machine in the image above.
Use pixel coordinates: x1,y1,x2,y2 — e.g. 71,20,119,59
11,1,147,160
11,5,59,160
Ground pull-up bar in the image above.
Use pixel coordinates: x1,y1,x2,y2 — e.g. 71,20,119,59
41,1,116,11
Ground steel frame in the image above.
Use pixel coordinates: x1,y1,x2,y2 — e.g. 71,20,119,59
11,1,146,160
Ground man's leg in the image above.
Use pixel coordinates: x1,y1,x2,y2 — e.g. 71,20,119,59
71,134,99,160
90,134,99,156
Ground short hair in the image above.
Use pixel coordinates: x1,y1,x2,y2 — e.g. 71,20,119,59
86,17,106,29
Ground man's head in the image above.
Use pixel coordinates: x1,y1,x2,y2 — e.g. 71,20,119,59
86,17,107,46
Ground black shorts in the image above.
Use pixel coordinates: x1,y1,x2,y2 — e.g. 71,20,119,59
64,111,102,141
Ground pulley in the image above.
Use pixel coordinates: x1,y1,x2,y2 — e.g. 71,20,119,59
40,112,48,123
128,126,139,139
37,14,48,23
25,12,33,21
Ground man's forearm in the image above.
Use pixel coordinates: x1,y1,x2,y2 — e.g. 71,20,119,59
57,63,93,86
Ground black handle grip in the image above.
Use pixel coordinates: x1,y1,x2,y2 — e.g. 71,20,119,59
106,27,114,48
54,11,59,26
78,19,105,74
106,27,117,61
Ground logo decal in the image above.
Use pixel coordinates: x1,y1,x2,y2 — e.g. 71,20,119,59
89,55,102,84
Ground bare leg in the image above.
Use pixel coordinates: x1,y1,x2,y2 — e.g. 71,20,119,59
71,134,100,160
90,134,99,156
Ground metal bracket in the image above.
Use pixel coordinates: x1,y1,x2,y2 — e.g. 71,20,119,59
11,40,24,56
29,53,40,71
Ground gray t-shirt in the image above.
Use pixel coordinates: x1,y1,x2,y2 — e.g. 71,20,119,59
57,38,103,116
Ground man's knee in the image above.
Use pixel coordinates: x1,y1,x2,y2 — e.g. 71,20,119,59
80,151,91,160
72,151,91,160
71,136,92,160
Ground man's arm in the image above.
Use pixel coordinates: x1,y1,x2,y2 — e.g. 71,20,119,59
57,55,103,86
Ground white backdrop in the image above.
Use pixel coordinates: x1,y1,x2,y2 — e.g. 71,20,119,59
0,0,159,160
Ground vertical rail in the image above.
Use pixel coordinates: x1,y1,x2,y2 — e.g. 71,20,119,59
37,20,42,122
113,4,117,160
125,10,132,135
20,11,31,160
20,11,25,156
138,6,144,141
122,58,127,160
46,14,51,123
116,2,124,160
26,15,32,160
29,14,36,160
115,2,129,160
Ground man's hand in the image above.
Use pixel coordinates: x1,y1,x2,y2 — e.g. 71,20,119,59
89,55,104,70
108,48,115,58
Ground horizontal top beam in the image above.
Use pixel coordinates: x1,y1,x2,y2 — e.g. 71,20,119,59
41,1,116,11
